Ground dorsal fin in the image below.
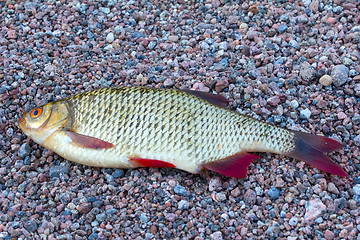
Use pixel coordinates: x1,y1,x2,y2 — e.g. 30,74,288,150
182,89,229,108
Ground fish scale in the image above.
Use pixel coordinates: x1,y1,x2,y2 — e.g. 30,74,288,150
19,86,347,177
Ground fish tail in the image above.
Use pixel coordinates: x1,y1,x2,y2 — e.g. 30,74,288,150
286,131,347,177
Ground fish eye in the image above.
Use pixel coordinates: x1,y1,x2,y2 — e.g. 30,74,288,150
30,108,42,119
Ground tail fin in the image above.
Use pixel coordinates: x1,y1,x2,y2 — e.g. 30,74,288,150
286,131,347,177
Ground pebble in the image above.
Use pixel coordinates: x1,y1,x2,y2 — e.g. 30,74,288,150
304,199,326,222
18,143,31,158
353,184,360,196
49,165,69,178
327,183,339,195
299,108,312,120
211,58,228,71
210,231,223,240
209,177,222,191
106,32,114,43
174,185,188,196
164,212,176,221
331,65,349,87
178,200,190,210
300,62,316,81
289,216,298,226
319,74,333,86
324,230,335,240
268,187,280,200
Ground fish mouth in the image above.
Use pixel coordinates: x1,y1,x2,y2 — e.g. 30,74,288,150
18,115,28,131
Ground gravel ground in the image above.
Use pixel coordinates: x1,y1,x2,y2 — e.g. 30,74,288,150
1,0,360,239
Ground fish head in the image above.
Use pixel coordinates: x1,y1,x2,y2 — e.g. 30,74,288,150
18,101,70,145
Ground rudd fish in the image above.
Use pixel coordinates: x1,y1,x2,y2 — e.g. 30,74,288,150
18,87,347,178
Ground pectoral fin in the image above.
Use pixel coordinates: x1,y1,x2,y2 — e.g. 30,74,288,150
64,130,115,149
203,152,260,178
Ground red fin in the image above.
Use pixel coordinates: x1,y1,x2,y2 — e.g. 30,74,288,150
203,153,260,178
130,158,176,168
287,131,347,177
64,131,115,149
292,131,343,152
183,89,229,108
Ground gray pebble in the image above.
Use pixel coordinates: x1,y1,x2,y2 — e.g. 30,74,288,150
268,187,280,200
96,213,106,222
18,143,31,158
300,62,316,81
112,169,124,178
24,220,38,232
211,58,229,71
178,200,190,210
49,165,69,178
300,108,312,120
148,41,157,50
353,135,360,147
277,25,288,33
140,213,148,224
174,185,188,196
289,216,298,226
331,65,349,87
99,7,110,14
106,32,114,43
353,184,360,196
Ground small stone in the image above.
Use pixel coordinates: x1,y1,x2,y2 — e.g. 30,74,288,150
140,213,148,224
268,187,280,200
96,213,106,222
148,41,157,50
106,32,114,43
339,229,348,238
210,231,223,240
77,203,92,214
267,96,280,106
300,108,311,120
168,35,179,42
244,189,256,204
353,184,360,195
319,75,332,86
324,230,335,240
277,24,288,33
49,165,69,178
337,112,347,120
211,58,228,71
300,62,316,81
174,185,188,196
99,7,110,14
18,143,31,158
289,216,298,226
178,200,189,210
209,177,222,191
7,30,17,39
304,199,326,222
163,79,174,87
215,80,229,92
112,169,124,178
164,212,176,221
353,135,360,147
331,65,349,87
24,220,38,232
327,183,339,194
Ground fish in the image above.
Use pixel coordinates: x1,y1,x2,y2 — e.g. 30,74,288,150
18,86,347,178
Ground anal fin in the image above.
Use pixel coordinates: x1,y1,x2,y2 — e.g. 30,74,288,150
203,152,260,178
64,130,115,149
